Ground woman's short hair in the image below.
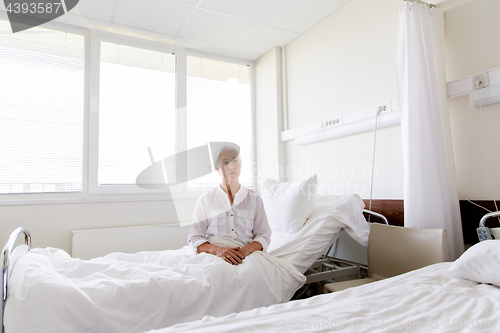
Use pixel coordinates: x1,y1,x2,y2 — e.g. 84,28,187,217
213,143,240,170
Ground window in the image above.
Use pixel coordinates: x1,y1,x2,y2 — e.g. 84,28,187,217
0,20,85,194
1,25,255,199
186,55,253,190
98,42,176,186
88,33,183,194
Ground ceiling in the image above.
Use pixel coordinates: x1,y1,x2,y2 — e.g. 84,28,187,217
5,0,352,61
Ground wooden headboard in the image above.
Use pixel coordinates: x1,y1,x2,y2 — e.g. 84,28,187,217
362,200,404,226
361,199,498,245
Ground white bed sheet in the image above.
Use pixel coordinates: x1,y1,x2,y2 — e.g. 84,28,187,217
4,238,305,333
146,262,500,333
269,194,369,273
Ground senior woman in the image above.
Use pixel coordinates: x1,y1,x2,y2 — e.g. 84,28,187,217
187,145,271,265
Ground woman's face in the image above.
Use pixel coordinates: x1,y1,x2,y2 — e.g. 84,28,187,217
217,149,242,182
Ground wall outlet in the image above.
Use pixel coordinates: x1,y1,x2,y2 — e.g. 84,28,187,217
322,116,342,129
473,73,489,89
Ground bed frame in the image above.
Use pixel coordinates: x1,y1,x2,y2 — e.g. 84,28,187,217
1,227,31,333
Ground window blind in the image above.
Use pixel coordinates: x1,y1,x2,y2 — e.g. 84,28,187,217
0,20,85,194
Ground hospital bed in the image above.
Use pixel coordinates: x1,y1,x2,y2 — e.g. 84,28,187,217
1,194,375,333
145,239,500,333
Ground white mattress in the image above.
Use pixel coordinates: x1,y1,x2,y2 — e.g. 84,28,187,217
145,262,500,332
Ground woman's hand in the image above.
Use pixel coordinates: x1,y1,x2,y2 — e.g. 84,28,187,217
198,243,244,265
215,246,244,265
236,241,263,259
237,245,252,258
197,241,262,264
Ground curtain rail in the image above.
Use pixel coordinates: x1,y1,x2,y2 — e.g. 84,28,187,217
403,0,436,9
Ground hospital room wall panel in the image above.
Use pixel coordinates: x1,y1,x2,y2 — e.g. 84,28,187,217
445,0,500,200
449,96,500,200
284,0,399,128
0,200,191,255
444,0,500,81
276,0,403,199
286,127,404,199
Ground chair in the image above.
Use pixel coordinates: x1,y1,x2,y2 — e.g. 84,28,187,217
324,223,446,293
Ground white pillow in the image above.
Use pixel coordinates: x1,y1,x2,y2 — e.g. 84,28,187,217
261,175,318,233
446,240,500,286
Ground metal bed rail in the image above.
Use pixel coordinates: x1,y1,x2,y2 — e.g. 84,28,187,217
318,209,388,260
479,211,500,228
2,227,31,333
363,209,389,225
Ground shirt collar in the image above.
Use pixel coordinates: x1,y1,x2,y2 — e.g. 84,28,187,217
216,184,248,205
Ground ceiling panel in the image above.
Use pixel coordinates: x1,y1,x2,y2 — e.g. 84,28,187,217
177,8,254,47
223,48,261,61
114,0,194,36
53,13,112,30
260,0,345,34
110,23,175,42
69,0,117,22
232,23,299,55
175,37,228,55
199,0,281,21
1,0,351,61
174,0,200,5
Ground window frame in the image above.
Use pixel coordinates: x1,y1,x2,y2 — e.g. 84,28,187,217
0,17,256,202
88,34,257,197
0,16,89,200
88,30,186,195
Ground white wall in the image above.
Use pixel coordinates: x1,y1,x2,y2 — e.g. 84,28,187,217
445,0,500,200
256,0,500,202
0,200,196,254
280,0,404,199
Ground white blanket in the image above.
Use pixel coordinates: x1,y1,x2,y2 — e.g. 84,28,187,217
145,262,500,332
268,194,370,273
4,239,305,333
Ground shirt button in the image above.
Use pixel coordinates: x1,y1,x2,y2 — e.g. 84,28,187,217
231,229,234,231
231,214,233,217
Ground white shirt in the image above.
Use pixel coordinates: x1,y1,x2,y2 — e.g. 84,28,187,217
187,185,272,252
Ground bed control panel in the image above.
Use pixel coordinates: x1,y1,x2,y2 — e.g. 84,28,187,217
477,227,493,242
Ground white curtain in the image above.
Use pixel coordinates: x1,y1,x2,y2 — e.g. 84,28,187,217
397,2,464,261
